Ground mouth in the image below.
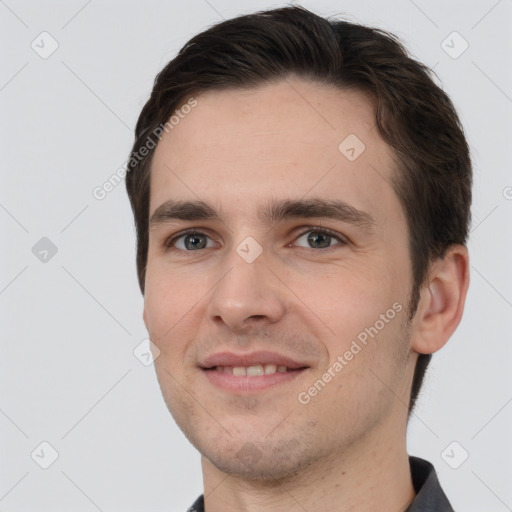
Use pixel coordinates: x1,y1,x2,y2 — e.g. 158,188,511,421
211,364,295,376
200,351,310,393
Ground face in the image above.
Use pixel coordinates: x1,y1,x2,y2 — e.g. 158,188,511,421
143,78,417,480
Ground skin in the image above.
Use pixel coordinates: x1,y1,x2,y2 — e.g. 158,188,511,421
143,77,469,511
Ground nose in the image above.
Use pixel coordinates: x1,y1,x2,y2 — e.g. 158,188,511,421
206,247,287,333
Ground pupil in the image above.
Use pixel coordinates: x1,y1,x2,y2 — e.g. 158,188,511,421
185,234,206,250
308,231,331,249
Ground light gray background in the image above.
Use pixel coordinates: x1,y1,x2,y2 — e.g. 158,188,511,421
1,0,511,511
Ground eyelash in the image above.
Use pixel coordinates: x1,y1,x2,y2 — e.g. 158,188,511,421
164,228,217,250
164,227,347,251
290,227,347,249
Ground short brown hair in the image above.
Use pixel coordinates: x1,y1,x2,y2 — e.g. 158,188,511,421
125,6,472,414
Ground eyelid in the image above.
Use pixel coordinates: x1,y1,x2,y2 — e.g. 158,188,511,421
165,228,218,249
291,226,348,247
164,226,348,250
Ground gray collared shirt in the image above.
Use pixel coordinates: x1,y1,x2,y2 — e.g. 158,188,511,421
187,456,454,511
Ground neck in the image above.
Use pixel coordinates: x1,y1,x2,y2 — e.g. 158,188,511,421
201,417,415,512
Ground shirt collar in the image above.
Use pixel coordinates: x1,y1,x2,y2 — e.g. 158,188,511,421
406,456,454,511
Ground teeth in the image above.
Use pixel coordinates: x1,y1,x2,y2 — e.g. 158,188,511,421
214,364,289,376
247,365,264,376
264,364,277,375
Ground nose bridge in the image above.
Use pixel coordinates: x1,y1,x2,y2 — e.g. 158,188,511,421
207,242,285,329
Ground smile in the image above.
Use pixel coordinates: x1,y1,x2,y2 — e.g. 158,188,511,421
213,364,291,376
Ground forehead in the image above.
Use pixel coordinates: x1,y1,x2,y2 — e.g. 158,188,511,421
149,78,401,228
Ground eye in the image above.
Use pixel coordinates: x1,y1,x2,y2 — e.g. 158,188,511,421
293,229,345,249
168,231,217,251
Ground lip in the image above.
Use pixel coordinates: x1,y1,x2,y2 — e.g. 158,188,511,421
200,350,308,370
203,368,307,392
200,350,310,393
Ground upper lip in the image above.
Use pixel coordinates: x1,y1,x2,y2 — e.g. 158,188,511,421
200,350,309,370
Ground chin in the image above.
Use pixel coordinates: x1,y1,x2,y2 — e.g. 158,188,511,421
196,433,321,482
206,451,306,482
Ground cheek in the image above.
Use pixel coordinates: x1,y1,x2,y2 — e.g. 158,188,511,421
143,266,205,348
288,260,409,381
312,307,409,431
285,259,397,336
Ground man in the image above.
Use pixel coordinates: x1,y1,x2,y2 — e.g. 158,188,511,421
125,6,471,511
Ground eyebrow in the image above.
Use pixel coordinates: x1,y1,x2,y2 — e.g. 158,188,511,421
149,200,217,228
149,198,375,232
260,198,375,232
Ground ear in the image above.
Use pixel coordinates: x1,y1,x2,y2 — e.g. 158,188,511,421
411,244,470,355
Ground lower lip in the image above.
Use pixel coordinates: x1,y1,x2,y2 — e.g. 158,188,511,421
203,368,307,392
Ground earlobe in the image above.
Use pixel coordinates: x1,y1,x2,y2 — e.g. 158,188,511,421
411,245,470,355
